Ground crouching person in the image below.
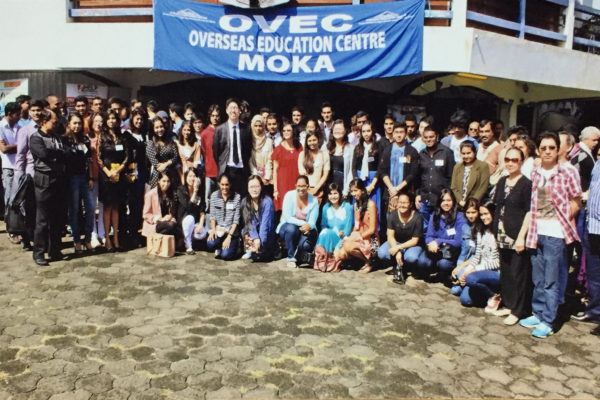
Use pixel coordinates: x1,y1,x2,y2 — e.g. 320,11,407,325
207,173,241,260
241,175,277,261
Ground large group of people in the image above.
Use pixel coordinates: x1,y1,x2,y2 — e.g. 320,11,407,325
1,94,600,340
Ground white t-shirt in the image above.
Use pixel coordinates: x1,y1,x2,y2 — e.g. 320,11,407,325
536,167,564,239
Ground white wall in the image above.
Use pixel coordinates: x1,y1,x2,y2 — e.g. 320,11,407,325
2,0,600,94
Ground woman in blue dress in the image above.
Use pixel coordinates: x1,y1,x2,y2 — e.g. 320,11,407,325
352,121,381,217
313,183,354,272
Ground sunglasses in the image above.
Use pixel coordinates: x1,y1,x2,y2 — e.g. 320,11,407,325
540,146,557,151
504,157,521,164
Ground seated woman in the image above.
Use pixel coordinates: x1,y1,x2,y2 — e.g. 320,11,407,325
313,183,354,272
276,175,319,268
177,168,206,255
377,192,423,283
451,203,500,310
417,189,466,281
142,173,178,238
457,197,480,265
207,174,242,260
240,175,277,261
334,179,379,274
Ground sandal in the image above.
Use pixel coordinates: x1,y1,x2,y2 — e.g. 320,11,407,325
358,265,372,274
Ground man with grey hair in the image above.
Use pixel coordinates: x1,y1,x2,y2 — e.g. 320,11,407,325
571,126,600,194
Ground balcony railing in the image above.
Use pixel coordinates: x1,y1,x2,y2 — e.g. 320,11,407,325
69,0,600,53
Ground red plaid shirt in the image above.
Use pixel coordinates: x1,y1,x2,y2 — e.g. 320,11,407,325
526,164,582,248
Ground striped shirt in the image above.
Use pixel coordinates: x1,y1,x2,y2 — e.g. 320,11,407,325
469,231,499,271
208,191,241,229
588,161,600,235
526,164,582,248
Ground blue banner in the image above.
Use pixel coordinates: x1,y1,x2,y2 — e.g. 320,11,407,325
154,0,424,82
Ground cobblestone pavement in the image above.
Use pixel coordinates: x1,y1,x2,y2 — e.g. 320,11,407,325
0,226,599,399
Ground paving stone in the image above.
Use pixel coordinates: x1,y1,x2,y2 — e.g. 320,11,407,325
7,372,42,393
187,371,223,392
37,375,77,394
510,380,545,397
101,360,137,377
477,367,513,385
171,358,206,375
48,390,92,400
90,388,132,400
150,373,188,391
221,346,253,362
112,374,150,392
206,387,242,400
75,373,113,394
29,359,69,376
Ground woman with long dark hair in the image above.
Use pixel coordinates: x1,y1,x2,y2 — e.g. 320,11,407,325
207,173,242,260
417,188,466,280
334,179,379,274
97,110,129,251
299,131,330,202
176,120,201,184
452,202,500,309
62,112,94,253
177,168,206,255
87,112,106,247
271,122,302,211
327,119,354,197
240,175,276,261
142,173,178,237
147,117,179,189
352,121,380,210
313,183,354,272
121,107,149,248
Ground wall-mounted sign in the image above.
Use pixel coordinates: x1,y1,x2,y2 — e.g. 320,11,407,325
0,78,28,116
154,0,424,82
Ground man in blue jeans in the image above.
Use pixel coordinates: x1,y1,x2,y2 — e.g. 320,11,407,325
519,132,582,338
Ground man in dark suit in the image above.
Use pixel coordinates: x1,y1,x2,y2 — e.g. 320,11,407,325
212,98,251,195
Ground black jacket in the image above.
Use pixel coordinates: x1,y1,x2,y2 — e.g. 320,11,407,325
377,143,420,193
416,143,455,204
212,121,251,176
30,129,65,174
175,185,206,224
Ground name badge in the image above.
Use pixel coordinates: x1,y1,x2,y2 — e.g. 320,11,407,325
226,203,236,210
115,144,124,151
368,157,375,162
446,228,456,236
399,156,407,163
78,144,88,153
435,159,444,167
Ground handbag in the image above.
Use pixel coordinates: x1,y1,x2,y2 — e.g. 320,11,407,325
146,233,175,257
439,243,459,261
313,245,337,272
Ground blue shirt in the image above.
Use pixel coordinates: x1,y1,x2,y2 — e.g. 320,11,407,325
588,161,600,235
246,196,276,246
425,211,467,249
390,144,405,187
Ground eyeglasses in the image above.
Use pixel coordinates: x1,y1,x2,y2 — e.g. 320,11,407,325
504,157,521,164
296,184,308,189
540,146,557,151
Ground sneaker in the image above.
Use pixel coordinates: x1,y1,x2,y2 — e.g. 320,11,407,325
450,285,463,296
519,315,542,329
531,323,554,339
242,252,253,260
570,311,593,322
286,257,297,268
493,308,512,317
484,294,501,314
214,249,221,257
503,314,519,326
186,249,196,256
